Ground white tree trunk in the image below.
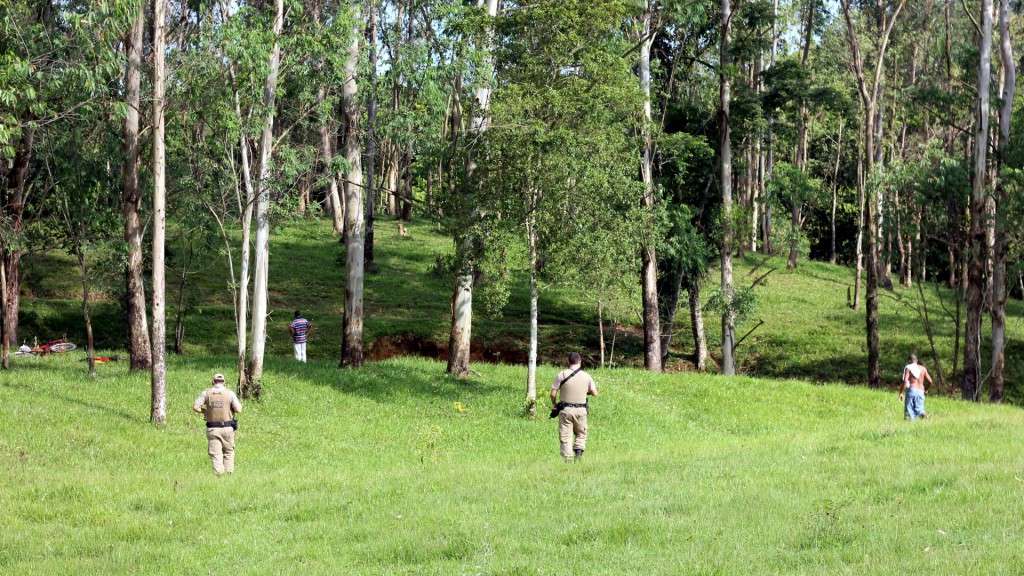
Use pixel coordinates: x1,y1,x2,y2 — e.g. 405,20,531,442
342,1,366,367
150,0,167,425
526,212,538,417
830,120,844,264
990,0,1015,401
123,7,151,371
245,0,284,395
236,131,255,387
963,0,993,401
720,0,736,376
447,0,499,377
639,1,662,371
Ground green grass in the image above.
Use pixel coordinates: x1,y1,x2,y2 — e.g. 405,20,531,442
20,215,1024,400
3,355,1024,574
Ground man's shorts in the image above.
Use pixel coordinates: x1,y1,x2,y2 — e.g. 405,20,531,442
904,388,926,421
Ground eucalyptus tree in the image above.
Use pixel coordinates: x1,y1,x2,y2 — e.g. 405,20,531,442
483,0,643,414
637,0,663,372
962,0,993,402
840,0,906,388
989,0,1015,402
446,0,499,378
341,0,366,367
151,0,168,423
122,1,150,370
0,1,97,365
719,0,736,375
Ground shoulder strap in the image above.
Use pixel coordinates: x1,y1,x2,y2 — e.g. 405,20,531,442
559,367,583,387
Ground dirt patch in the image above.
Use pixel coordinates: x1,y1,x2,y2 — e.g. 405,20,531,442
368,333,528,364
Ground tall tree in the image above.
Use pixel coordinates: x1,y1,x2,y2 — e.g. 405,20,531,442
789,0,816,270
364,0,379,267
245,0,285,396
989,0,1014,402
447,0,499,378
151,0,168,424
962,0,993,401
639,0,662,372
341,0,366,367
720,0,736,376
123,4,151,371
841,0,906,388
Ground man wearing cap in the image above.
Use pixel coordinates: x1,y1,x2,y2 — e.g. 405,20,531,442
192,373,243,475
550,352,598,462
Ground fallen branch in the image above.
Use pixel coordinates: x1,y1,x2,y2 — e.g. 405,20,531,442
732,319,765,354
749,267,777,290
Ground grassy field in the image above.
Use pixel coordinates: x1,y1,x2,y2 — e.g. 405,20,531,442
20,216,1024,400
3,355,1024,575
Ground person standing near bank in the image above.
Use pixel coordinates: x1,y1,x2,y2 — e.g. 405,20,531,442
193,373,242,475
550,352,598,462
288,310,312,363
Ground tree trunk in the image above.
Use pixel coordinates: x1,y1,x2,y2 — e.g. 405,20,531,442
173,242,192,355
1,127,33,357
364,0,379,267
720,0,736,376
447,0,499,377
598,300,605,368
245,0,285,395
235,127,255,390
830,120,844,264
658,261,685,365
318,89,344,236
990,0,1014,402
525,211,538,417
762,0,779,255
789,0,815,271
853,129,865,309
123,6,151,371
151,0,168,424
689,279,708,371
78,250,96,377
341,1,366,367
639,2,663,372
963,0,993,402
0,261,7,369
840,0,905,387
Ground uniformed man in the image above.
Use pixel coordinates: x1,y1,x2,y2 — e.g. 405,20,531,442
550,352,598,462
192,373,242,475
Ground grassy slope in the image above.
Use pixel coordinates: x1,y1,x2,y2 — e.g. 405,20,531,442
3,356,1024,575
21,216,1024,400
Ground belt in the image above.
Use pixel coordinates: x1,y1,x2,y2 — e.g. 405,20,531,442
206,420,237,428
562,402,587,408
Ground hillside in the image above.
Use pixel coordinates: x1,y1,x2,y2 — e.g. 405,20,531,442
2,355,1024,574
19,216,1024,400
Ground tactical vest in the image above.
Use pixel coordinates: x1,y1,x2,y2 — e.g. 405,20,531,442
558,370,592,404
204,388,233,422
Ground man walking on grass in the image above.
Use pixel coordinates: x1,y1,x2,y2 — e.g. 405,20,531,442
900,353,932,421
288,310,312,363
193,373,242,475
550,352,598,462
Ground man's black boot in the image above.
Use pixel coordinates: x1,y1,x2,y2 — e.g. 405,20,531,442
573,448,583,461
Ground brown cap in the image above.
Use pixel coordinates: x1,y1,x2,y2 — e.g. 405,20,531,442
212,373,225,384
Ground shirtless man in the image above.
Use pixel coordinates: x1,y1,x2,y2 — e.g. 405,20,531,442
900,354,932,421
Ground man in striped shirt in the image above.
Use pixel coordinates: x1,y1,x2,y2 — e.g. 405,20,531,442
288,310,312,362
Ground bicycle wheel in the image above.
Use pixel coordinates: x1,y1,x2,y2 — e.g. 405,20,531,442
49,342,77,353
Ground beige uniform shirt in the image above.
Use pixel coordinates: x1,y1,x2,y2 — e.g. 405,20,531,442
552,368,597,404
193,384,242,414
